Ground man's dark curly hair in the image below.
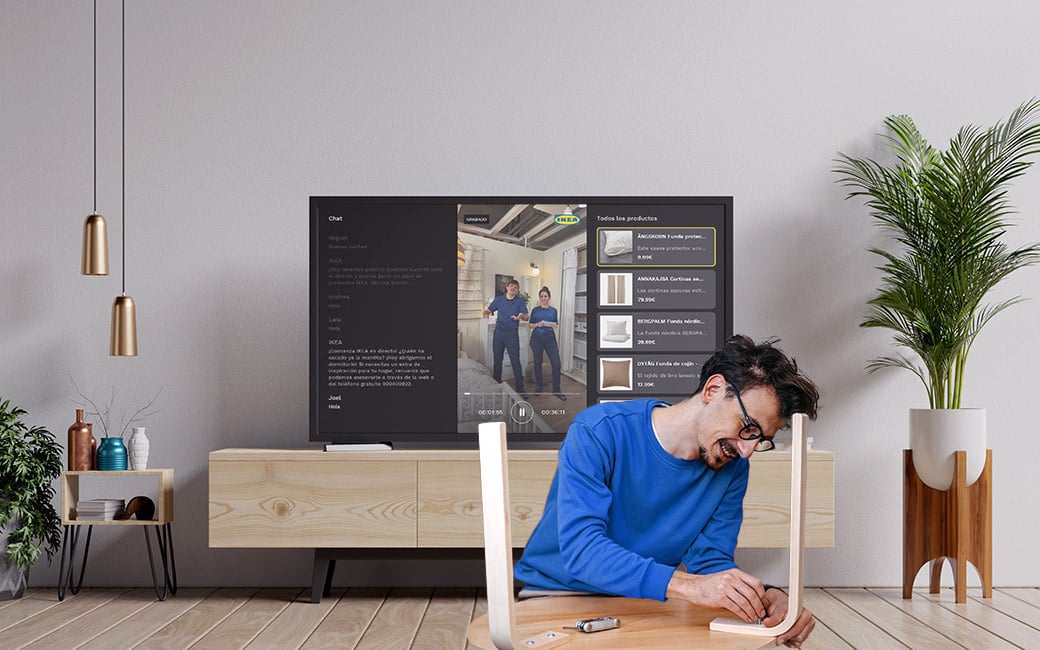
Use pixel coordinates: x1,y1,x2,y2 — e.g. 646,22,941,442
694,335,819,424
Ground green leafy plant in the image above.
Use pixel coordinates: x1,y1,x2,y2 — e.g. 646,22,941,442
834,99,1040,408
0,399,63,573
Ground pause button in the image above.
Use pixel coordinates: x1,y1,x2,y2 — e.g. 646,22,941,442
510,400,534,425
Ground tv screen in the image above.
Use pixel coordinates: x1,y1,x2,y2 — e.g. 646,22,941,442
310,196,733,448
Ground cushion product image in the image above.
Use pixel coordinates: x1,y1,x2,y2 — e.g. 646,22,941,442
602,230,633,257
600,358,632,390
605,319,628,336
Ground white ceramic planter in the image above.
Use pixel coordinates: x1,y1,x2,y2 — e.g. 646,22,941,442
909,408,986,491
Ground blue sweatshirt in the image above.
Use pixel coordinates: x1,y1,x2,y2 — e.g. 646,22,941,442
515,398,749,601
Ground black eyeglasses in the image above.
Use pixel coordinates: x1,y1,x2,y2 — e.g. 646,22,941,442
730,384,775,452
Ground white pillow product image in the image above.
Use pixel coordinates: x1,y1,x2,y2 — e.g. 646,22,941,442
605,319,628,336
602,230,632,257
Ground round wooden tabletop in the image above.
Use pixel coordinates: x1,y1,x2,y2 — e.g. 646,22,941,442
467,595,775,649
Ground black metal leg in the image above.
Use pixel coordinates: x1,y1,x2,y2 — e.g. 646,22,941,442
56,525,93,601
56,526,73,601
324,559,336,597
143,526,169,601
311,549,331,603
163,524,177,595
71,526,93,595
142,523,177,601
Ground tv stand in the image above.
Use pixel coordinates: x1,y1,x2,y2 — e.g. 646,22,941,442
209,448,834,602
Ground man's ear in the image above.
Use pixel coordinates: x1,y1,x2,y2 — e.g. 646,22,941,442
701,373,727,402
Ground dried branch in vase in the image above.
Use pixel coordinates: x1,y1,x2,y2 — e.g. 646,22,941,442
69,374,162,439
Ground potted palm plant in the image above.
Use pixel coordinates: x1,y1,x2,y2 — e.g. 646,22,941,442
0,399,63,599
835,99,1040,490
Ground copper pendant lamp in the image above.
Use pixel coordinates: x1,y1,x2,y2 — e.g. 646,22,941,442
82,0,109,276
111,0,137,357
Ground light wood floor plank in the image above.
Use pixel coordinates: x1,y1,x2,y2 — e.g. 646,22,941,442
924,589,1040,649
827,588,967,649
465,590,488,650
800,618,854,650
998,587,1040,608
299,587,388,650
133,588,257,650
243,589,339,649
23,588,157,649
870,589,1018,650
0,589,45,613
412,588,477,650
3,588,128,649
969,590,1040,631
189,588,301,650
355,588,432,650
802,588,908,649
5,586,1038,648
0,590,64,633
78,589,216,650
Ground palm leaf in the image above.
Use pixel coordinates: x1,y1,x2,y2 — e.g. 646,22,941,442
835,100,1040,408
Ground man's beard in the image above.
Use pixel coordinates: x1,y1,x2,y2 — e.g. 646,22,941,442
698,445,718,471
699,440,738,470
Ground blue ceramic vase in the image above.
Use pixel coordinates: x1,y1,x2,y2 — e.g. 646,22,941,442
96,437,128,471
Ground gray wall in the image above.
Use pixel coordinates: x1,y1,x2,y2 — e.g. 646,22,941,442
3,0,1039,589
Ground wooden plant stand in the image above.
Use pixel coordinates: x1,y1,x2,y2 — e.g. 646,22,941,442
903,449,992,603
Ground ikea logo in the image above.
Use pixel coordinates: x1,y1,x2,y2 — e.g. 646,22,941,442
554,213,581,226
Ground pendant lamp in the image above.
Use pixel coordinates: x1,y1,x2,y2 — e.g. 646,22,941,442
111,0,137,356
82,0,109,276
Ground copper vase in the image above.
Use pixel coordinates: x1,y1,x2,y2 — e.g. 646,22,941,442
67,409,96,471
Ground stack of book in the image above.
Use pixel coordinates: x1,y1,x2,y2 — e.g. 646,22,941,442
75,499,125,521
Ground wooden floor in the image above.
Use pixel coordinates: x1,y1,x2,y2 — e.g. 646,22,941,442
1,586,1038,649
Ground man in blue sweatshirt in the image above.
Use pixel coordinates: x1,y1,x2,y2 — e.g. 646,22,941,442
515,335,820,647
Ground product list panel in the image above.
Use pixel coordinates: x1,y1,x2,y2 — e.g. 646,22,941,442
586,204,727,405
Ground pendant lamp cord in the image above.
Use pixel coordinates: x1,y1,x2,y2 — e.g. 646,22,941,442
92,0,97,212
121,0,126,295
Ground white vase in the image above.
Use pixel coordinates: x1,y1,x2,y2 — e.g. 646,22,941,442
908,408,986,491
128,426,150,470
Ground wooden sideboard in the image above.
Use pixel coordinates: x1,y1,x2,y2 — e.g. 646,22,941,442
209,448,834,600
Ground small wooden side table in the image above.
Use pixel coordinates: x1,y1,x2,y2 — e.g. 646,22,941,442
902,449,992,604
57,469,177,601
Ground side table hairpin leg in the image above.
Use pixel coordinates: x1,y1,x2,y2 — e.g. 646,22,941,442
143,523,178,601
56,525,94,601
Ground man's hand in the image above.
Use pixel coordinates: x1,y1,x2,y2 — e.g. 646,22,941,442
666,568,766,623
761,588,815,647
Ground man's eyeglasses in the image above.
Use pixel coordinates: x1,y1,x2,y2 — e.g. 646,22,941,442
730,384,775,452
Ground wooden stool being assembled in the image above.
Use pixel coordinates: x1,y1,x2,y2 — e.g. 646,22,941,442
470,414,812,649
903,449,992,604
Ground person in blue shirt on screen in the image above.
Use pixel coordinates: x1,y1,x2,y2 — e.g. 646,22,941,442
483,279,529,398
515,335,820,648
528,286,565,401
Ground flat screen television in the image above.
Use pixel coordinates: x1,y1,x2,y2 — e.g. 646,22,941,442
310,196,733,448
